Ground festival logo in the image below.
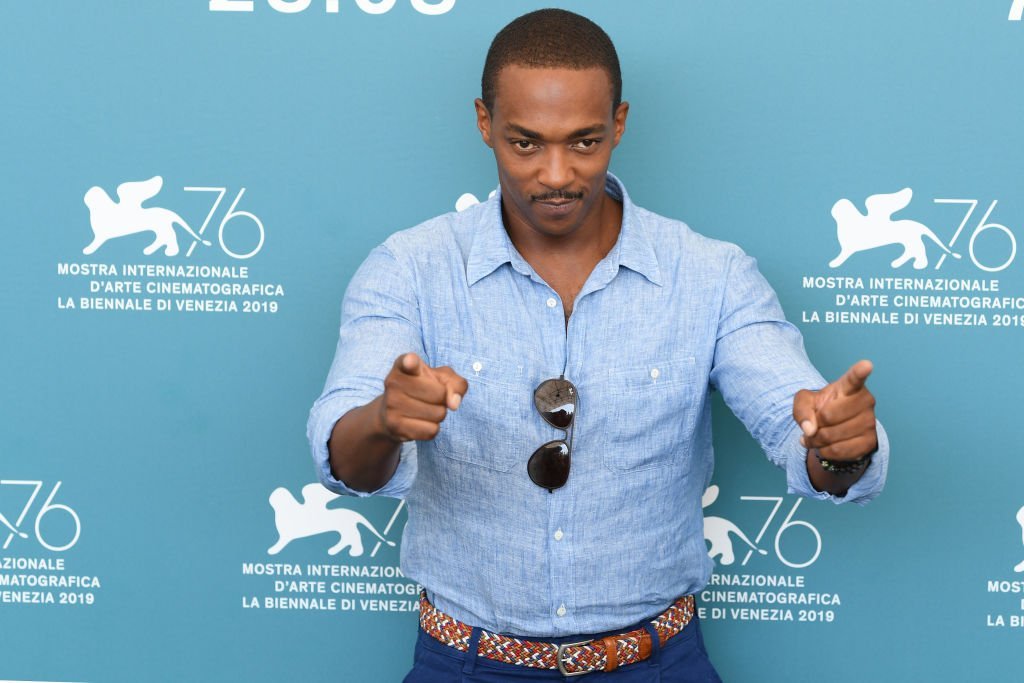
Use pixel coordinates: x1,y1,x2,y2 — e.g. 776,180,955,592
800,190,1023,330
1011,0,1023,21
84,177,210,258
1015,504,1024,573
701,485,767,566
58,177,283,315
830,189,959,270
701,484,821,570
455,189,496,212
699,484,841,624
82,177,265,261
828,189,1017,273
266,483,398,557
0,479,102,608
1,480,81,553
240,483,417,614
983,504,1024,629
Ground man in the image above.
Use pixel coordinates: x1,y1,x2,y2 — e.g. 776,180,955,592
308,9,888,681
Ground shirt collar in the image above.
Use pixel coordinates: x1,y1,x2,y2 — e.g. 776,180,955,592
465,172,663,287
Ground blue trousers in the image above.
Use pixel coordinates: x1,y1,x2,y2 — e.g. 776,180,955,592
404,614,722,682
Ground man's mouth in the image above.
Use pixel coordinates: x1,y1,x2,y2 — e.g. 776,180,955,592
532,191,583,216
535,200,578,217
532,191,583,204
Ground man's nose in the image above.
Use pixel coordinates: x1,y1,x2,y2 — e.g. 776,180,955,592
537,148,574,190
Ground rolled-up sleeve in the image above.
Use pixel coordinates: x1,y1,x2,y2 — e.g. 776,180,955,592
709,246,888,505
781,418,889,505
307,243,422,499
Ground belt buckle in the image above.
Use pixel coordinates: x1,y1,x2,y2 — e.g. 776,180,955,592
556,640,594,677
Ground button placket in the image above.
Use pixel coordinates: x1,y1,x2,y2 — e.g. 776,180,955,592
543,286,573,630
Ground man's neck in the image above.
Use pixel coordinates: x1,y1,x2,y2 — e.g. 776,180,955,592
502,192,623,270
502,192,624,326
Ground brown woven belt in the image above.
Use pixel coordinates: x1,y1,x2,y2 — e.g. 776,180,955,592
419,592,695,676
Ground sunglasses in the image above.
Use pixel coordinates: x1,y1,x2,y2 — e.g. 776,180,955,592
528,376,578,492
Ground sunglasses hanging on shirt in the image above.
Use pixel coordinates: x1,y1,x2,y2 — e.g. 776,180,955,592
528,376,578,492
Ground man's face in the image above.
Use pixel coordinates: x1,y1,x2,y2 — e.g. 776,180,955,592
475,65,628,239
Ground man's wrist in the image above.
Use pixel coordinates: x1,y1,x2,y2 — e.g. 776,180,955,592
370,394,402,445
812,448,873,475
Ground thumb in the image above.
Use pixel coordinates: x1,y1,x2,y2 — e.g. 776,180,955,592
792,389,819,440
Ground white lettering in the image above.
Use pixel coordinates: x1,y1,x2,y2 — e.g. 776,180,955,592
729,608,794,621
359,598,418,611
355,0,396,13
0,557,65,571
263,596,337,610
211,0,455,14
269,0,311,12
410,0,455,15
210,0,255,11
987,580,1024,593
0,590,56,604
241,562,302,576
57,263,118,276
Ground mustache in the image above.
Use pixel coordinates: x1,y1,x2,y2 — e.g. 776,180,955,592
531,190,584,202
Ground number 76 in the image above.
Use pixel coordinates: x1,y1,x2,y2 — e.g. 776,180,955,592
1,481,81,552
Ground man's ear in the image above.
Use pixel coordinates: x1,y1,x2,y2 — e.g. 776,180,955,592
612,101,629,148
474,98,494,148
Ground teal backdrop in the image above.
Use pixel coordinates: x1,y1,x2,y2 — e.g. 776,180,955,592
2,1,1023,681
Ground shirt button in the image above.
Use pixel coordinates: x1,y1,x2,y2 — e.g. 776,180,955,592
472,361,483,373
546,297,557,308
554,529,564,541
556,604,567,617
650,368,660,379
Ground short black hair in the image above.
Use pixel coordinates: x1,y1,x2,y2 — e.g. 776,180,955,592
481,8,622,113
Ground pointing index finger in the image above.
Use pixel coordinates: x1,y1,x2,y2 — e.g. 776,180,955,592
836,359,873,396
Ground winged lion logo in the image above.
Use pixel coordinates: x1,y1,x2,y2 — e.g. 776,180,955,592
83,176,211,256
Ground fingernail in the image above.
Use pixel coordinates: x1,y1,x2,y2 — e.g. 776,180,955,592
450,394,462,411
800,420,815,436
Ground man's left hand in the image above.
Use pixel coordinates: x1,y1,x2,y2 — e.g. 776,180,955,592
793,360,877,461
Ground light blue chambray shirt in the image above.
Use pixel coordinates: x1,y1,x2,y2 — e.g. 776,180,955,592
308,174,889,637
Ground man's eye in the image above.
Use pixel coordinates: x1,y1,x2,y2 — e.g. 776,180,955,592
513,140,537,151
573,139,600,151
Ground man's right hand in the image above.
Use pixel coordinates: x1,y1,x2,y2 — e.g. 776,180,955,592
378,353,469,443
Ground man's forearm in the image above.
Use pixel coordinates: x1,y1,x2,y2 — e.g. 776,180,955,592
328,395,402,493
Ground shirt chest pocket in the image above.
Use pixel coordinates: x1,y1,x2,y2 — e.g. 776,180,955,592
430,347,534,473
588,356,701,474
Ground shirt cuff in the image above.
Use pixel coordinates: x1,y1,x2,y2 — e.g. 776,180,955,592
307,393,417,499
784,419,889,506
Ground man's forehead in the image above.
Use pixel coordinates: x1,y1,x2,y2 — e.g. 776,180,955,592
494,63,613,89
490,64,616,116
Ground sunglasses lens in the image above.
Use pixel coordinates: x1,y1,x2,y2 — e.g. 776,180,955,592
533,378,576,429
528,440,571,492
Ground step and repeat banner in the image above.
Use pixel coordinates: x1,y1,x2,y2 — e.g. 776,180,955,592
2,1,1022,681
